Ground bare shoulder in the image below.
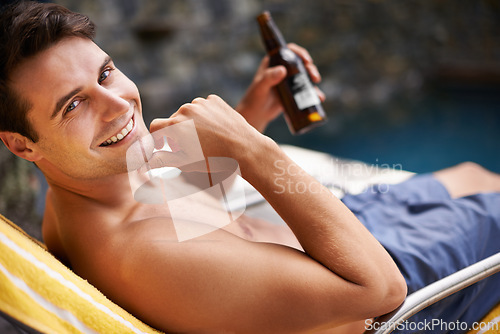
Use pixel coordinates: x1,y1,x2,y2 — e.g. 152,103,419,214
89,216,369,333
93,217,257,331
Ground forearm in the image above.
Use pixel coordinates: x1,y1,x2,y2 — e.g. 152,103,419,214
234,104,267,133
238,137,405,298
145,96,405,329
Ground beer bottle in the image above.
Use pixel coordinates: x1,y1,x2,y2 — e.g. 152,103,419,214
257,11,327,134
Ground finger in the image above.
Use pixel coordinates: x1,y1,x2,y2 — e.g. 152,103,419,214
166,137,180,152
150,118,205,166
287,43,321,83
150,118,172,133
191,96,207,105
257,55,270,73
146,150,184,170
150,119,174,149
262,65,287,87
152,134,179,151
288,43,313,64
315,86,326,102
206,94,225,104
305,63,322,83
147,153,209,174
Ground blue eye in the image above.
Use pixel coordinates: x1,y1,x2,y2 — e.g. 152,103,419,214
99,68,112,84
65,100,80,113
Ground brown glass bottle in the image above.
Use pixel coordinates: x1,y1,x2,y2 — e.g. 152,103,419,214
257,11,327,135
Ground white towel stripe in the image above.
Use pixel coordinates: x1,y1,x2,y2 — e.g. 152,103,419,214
0,261,98,334
476,314,500,334
0,231,149,334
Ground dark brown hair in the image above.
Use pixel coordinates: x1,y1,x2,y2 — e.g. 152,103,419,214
0,1,95,142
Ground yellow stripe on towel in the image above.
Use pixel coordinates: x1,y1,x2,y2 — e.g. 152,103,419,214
0,261,84,334
0,214,163,334
467,303,500,334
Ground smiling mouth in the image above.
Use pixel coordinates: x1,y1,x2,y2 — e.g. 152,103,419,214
100,117,134,147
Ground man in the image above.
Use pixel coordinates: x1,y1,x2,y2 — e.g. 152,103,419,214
0,2,498,333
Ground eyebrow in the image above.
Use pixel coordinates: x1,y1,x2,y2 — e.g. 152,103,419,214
50,56,113,120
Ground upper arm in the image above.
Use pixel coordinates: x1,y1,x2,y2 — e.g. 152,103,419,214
107,219,388,333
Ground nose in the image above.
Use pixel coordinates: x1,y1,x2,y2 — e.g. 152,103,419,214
95,85,130,122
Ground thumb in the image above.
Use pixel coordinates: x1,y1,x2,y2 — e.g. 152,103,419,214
150,118,173,133
261,66,287,88
144,150,184,170
146,151,209,173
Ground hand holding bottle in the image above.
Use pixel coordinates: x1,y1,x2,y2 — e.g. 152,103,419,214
237,43,325,133
256,11,327,135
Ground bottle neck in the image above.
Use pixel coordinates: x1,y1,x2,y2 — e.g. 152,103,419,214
257,13,287,52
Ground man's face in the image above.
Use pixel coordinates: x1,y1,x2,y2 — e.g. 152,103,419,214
11,37,151,180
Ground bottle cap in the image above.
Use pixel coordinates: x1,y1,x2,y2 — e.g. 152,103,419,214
257,11,271,23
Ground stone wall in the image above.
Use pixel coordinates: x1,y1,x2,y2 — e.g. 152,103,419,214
53,0,500,128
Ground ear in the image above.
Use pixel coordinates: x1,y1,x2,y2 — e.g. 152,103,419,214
0,132,43,162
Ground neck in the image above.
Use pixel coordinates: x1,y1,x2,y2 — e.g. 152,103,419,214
43,166,137,210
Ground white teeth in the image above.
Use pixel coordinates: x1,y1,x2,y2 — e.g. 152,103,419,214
102,118,134,146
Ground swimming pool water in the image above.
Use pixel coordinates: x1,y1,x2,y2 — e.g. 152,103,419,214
266,90,500,174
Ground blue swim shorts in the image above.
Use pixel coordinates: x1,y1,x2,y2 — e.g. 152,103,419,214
341,174,500,334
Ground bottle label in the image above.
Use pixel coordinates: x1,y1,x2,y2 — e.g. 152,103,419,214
289,73,321,110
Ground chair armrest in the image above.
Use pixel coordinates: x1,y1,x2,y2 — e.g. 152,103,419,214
363,252,500,334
